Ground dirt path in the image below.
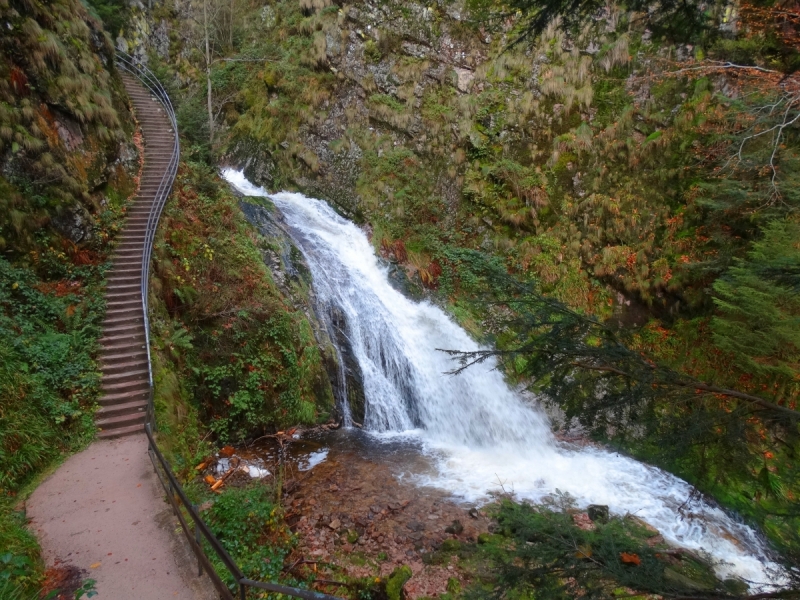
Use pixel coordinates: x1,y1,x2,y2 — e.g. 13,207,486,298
27,435,215,600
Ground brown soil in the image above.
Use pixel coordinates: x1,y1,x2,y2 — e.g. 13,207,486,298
39,563,87,599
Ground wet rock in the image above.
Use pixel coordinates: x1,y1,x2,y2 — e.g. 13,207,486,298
406,521,425,532
664,567,713,591
468,507,479,519
444,520,463,535
371,505,383,514
587,504,609,523
51,204,92,244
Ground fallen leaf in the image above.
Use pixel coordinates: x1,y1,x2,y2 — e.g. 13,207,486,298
204,475,216,485
219,446,235,458
195,462,207,471
620,552,641,565
574,545,593,559
136,483,141,487
90,563,101,569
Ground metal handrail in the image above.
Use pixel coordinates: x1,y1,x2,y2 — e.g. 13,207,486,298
115,50,180,430
115,52,342,600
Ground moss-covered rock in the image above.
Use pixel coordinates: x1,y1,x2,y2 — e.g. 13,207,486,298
385,565,412,600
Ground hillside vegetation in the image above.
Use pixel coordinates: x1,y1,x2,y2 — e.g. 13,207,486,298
0,0,137,594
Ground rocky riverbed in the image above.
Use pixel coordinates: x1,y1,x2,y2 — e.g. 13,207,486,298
201,427,493,598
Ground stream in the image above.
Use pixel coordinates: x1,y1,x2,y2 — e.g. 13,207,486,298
222,168,780,588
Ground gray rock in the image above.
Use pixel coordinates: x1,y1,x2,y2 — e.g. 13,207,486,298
587,505,609,523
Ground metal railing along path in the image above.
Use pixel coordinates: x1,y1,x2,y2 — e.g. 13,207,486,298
114,52,342,600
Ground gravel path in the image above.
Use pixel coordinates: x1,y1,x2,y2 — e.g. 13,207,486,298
27,435,216,600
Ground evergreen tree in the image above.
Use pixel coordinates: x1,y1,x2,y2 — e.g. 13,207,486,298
712,220,800,391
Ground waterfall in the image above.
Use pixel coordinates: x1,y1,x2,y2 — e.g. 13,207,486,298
223,169,780,587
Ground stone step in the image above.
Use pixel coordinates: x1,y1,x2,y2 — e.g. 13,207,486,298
102,322,144,336
106,280,141,290
100,338,146,353
100,329,146,343
101,377,149,393
106,299,144,310
97,422,145,439
101,368,149,385
107,274,141,285
96,399,149,419
96,411,147,433
100,349,149,365
103,313,144,327
100,358,149,376
99,386,149,404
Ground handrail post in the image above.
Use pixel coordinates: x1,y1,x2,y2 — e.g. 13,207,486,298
193,504,203,577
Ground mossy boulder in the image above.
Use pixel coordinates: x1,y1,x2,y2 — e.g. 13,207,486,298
440,539,461,552
386,565,413,600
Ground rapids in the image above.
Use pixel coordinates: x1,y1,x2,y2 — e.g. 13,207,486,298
222,168,780,587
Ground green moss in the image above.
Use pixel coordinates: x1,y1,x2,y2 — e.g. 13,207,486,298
386,565,412,600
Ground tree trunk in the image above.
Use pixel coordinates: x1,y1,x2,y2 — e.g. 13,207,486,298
204,0,214,145
229,0,234,49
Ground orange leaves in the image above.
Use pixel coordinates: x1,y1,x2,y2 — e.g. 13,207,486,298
419,261,442,288
35,279,81,297
10,66,29,96
393,239,407,262
620,552,641,565
379,238,407,263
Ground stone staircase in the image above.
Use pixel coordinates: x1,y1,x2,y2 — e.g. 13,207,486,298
96,73,176,438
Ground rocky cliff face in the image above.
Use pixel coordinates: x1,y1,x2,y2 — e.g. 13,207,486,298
0,0,137,257
238,0,499,219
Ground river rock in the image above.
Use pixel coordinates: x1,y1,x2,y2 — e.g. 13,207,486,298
406,521,424,532
587,504,609,523
444,519,463,534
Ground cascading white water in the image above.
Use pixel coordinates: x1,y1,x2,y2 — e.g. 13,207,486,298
223,169,780,587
